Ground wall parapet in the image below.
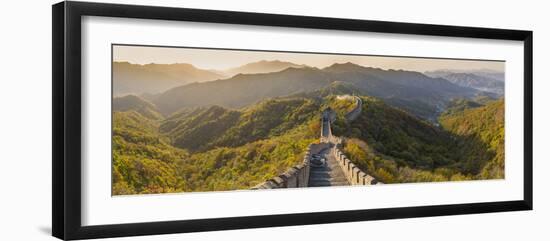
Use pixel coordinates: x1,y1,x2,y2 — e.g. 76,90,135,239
252,95,369,189
251,144,313,190
345,96,362,122
331,146,383,185
336,95,362,122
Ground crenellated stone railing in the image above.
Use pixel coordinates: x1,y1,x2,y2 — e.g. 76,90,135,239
331,145,382,185
251,95,375,189
345,96,362,122
328,95,380,185
336,95,362,122
251,144,313,189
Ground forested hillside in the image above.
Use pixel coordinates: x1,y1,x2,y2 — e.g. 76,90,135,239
111,57,505,194
153,67,331,114
151,62,483,119
160,98,320,152
112,96,320,194
113,93,505,194
338,97,505,183
337,97,455,169
113,95,163,120
112,111,188,195
180,127,316,191
425,70,504,95
439,99,505,179
113,62,224,96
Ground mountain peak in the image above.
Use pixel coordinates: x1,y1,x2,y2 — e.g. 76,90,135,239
323,62,368,72
258,60,286,64
144,62,198,70
331,62,362,67
225,60,307,76
279,65,319,73
113,94,162,119
113,61,225,96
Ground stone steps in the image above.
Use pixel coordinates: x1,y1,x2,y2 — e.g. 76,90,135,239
308,180,350,187
309,177,348,182
308,148,350,187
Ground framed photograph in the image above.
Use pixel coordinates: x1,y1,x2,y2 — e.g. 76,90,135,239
52,1,533,240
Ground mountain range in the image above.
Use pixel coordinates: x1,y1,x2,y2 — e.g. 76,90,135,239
425,69,504,81
114,60,503,121
113,62,225,96
111,58,505,194
147,62,490,121
113,60,309,96
112,95,319,194
160,98,319,152
224,60,307,77
152,67,331,114
425,69,504,95
111,91,504,194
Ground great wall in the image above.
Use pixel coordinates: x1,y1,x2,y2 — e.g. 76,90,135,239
252,95,381,189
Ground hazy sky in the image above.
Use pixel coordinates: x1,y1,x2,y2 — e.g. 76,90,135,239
113,45,504,73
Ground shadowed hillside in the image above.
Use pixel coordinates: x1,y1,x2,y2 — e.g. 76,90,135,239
113,95,163,120
439,99,504,179
113,62,225,96
336,96,504,183
152,63,483,119
153,67,331,114
425,69,504,95
111,57,505,194
112,111,189,195
160,98,321,152
112,97,320,194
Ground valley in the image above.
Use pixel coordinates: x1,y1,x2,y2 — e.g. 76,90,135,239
111,49,505,194
113,87,504,194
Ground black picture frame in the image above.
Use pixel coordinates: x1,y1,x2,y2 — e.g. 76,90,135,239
52,1,533,240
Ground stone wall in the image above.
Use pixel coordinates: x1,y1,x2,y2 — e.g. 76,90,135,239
330,96,379,185
251,144,316,189
345,96,362,122
331,147,382,185
335,95,362,122
251,95,368,189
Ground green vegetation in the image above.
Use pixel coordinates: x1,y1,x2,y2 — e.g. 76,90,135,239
441,95,497,116
112,96,320,195
441,98,483,116
153,67,331,114
292,81,361,100
161,105,242,152
151,62,482,120
439,99,504,179
181,127,315,191
160,98,320,152
338,97,455,168
113,95,163,120
112,90,505,194
343,138,470,183
339,97,504,183
384,97,440,122
328,96,356,116
111,54,507,195
112,111,188,195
